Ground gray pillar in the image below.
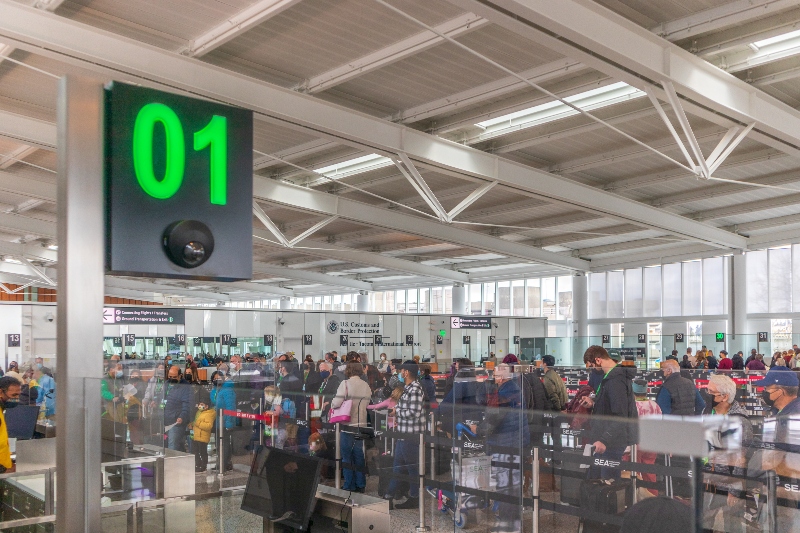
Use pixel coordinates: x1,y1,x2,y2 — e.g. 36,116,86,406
452,283,466,315
279,296,291,310
356,291,369,312
731,253,748,353
572,273,588,338
56,76,104,533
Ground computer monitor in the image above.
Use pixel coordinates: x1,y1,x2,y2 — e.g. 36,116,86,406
4,405,40,440
241,446,322,531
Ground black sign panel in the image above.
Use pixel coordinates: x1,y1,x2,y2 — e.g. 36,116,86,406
637,334,646,344
105,82,253,281
264,334,274,346
176,334,186,344
221,334,231,346
112,337,122,347
463,335,471,345
374,335,383,346
123,334,136,346
339,335,348,347
451,316,492,329
436,335,443,345
405,335,414,346
193,337,202,347
230,337,238,347
304,335,313,346
154,337,164,347
513,336,520,345
716,332,725,343
609,347,646,360
758,332,769,342
489,336,496,345
601,335,610,344
103,307,185,325
674,333,685,343
202,337,215,344
7,334,20,348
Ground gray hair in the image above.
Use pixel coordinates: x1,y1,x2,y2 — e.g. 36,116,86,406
709,374,736,405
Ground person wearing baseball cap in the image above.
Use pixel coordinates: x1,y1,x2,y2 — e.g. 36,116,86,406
754,367,800,416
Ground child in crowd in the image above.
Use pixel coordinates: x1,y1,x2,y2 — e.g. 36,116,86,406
190,392,216,473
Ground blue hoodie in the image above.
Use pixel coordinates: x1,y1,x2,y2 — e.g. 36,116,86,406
212,380,237,429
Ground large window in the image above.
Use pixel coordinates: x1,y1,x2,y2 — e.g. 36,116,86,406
643,266,661,317
663,263,682,316
607,271,624,318
624,268,643,318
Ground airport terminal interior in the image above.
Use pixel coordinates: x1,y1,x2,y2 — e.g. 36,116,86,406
3,0,800,532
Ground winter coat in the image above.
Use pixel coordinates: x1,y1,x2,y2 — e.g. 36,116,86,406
485,378,530,448
191,408,216,443
585,364,638,449
543,368,568,411
163,379,193,427
212,380,237,429
419,375,437,406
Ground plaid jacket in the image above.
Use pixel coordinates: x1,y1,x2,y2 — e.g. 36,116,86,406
395,380,426,434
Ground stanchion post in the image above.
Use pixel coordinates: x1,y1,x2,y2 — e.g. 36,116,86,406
532,447,539,533
429,412,435,477
217,408,224,478
416,432,430,532
692,457,702,533
631,444,638,504
335,422,341,490
259,397,265,447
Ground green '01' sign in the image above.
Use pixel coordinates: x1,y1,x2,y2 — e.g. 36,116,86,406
105,82,253,281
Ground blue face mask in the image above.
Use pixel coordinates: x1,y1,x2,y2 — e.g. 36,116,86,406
36,363,43,370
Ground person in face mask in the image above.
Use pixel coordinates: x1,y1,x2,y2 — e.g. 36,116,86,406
163,366,192,452
0,376,22,473
101,363,126,422
754,367,800,416
377,353,389,374
262,385,287,449
189,391,215,472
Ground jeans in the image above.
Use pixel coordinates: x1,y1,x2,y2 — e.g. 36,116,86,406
193,440,209,470
340,431,366,491
220,428,233,469
167,424,186,452
589,446,625,480
387,438,419,499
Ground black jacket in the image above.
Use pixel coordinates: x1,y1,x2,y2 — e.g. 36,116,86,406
731,354,745,370
163,379,192,427
586,364,638,448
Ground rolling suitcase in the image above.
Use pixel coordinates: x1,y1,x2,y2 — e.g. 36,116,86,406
559,449,591,506
578,478,633,533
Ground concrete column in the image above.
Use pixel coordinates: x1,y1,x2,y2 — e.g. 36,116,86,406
356,291,369,312
452,283,466,315
279,296,291,310
730,253,749,353
572,273,588,338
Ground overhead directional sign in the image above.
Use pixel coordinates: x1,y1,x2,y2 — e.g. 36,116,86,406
105,82,253,281
103,307,184,325
450,316,492,329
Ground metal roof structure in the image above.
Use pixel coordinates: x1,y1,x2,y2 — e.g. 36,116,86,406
0,0,800,303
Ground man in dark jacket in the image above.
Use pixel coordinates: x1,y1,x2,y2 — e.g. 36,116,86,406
731,351,745,370
581,346,638,480
521,368,549,446
163,365,192,452
656,360,705,415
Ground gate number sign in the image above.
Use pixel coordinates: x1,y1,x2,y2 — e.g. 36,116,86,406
304,335,313,346
7,334,20,348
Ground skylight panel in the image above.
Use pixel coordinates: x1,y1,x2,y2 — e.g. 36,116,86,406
314,153,393,179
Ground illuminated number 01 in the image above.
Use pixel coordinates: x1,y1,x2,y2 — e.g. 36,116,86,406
132,103,227,205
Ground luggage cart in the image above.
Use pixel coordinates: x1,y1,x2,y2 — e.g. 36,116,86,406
428,423,490,529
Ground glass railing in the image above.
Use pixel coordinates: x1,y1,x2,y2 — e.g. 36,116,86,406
2,359,798,532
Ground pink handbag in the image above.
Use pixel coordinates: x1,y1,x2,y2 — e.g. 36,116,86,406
328,381,352,424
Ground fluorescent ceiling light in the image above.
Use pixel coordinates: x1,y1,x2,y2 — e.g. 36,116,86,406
475,82,645,139
315,153,393,179
753,28,800,48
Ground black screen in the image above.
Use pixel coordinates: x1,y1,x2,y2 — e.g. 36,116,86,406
241,447,322,531
5,405,40,439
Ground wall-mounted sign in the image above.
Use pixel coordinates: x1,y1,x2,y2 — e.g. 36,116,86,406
758,332,769,342
637,334,646,344
374,335,383,346
220,334,231,346
304,335,313,346
264,334,274,346
674,333,684,343
7,334,20,348
202,337,215,344
339,335,348,347
105,82,253,281
103,307,185,325
405,335,414,346
609,347,646,360
716,333,725,343
230,337,238,347
463,335,471,345
193,337,202,347
513,336,520,345
436,335,443,345
176,334,186,344
601,335,610,344
489,336,496,345
112,337,122,347
154,337,164,347
450,316,492,329
123,334,136,346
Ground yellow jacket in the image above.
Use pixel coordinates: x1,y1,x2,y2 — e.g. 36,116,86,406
191,408,216,443
0,407,12,469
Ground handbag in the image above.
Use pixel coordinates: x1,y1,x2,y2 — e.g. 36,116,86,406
328,381,352,424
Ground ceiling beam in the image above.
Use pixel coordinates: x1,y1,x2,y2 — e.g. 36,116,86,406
254,178,590,270
652,0,800,42
0,169,55,202
0,145,38,170
692,191,800,221
589,243,722,270
300,13,488,94
185,0,304,57
448,0,800,158
0,2,746,250
0,110,56,149
252,262,372,290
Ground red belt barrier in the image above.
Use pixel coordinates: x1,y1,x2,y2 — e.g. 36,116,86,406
222,409,271,422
